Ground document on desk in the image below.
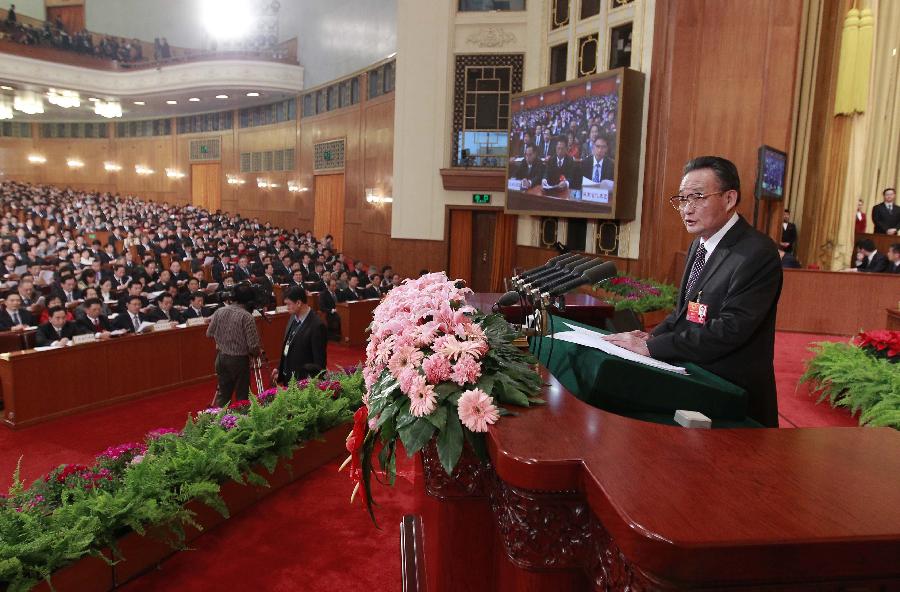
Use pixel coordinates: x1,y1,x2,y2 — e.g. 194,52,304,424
551,323,688,375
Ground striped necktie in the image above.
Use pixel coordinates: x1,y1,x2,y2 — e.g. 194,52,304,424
685,243,707,297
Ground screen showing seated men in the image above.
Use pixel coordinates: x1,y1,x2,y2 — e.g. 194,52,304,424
506,73,621,218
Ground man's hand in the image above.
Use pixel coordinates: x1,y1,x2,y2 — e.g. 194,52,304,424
603,330,651,357
889,228,898,235
270,368,279,385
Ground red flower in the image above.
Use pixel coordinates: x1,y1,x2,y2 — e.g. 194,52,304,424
854,330,900,357
228,400,251,411
344,407,368,484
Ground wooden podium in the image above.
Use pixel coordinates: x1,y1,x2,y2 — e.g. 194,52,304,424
414,368,900,591
335,298,380,347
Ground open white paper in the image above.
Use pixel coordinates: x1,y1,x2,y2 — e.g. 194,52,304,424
550,322,688,375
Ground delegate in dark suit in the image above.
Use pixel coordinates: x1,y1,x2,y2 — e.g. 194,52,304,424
35,320,80,346
75,314,112,334
276,312,327,384
112,311,146,332
576,157,615,188
512,159,544,188
0,308,34,330
647,216,782,427
543,155,577,187
780,222,797,253
871,202,900,234
858,251,889,273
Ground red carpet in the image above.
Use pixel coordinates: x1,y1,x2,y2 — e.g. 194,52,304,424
1,334,859,591
774,332,858,428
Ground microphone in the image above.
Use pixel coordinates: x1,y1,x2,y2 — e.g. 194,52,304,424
516,253,581,281
495,290,521,307
540,259,604,292
545,262,617,296
525,256,592,286
529,258,599,290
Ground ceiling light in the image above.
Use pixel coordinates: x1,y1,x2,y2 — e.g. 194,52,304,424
166,100,177,105
0,85,12,91
189,97,200,102
202,0,255,41
94,100,122,118
365,188,393,204
104,162,122,172
287,182,307,193
215,94,229,99
0,98,12,120
14,91,44,115
165,168,185,179
226,174,245,185
246,92,259,97
88,97,98,102
133,101,145,106
66,159,84,168
47,89,80,109
27,154,46,164
135,165,154,175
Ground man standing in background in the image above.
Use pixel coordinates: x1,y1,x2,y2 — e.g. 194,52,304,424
207,284,262,407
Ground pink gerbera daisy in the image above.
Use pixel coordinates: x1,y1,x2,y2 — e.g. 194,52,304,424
457,388,499,432
409,382,437,417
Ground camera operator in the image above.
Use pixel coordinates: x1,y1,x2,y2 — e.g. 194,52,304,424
206,283,263,407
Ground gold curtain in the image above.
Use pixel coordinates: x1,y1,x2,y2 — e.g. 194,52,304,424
834,7,860,115
858,0,900,227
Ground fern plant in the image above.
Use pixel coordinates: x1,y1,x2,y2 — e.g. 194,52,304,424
800,342,900,429
0,369,363,592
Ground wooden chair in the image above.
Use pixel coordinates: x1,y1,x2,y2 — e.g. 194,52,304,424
0,331,24,354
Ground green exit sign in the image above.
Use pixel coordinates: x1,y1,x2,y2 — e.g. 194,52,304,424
199,145,209,154
472,193,491,204
323,151,332,161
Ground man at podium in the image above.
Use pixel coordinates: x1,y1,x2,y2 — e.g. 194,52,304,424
605,156,782,427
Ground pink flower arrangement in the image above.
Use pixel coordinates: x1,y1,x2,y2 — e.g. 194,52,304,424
147,427,180,440
364,272,489,422
97,442,147,462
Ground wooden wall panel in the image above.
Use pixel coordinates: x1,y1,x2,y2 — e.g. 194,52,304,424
777,270,900,335
639,0,804,282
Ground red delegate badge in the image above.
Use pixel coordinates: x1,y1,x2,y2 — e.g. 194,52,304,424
686,291,708,325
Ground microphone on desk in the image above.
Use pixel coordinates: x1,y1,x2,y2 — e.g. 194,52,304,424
514,253,579,281
539,259,604,293
495,290,522,307
544,262,617,296
524,256,592,288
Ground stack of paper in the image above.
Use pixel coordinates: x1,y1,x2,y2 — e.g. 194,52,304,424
549,322,688,375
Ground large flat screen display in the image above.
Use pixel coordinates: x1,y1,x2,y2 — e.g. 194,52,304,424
504,69,643,220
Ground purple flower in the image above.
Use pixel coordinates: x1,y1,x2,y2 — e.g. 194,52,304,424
199,407,222,415
219,414,239,430
97,442,146,461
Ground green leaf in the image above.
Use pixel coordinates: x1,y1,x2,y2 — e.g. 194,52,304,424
425,406,448,430
398,419,436,456
436,409,464,474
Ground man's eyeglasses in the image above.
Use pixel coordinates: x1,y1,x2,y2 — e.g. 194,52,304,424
668,191,725,211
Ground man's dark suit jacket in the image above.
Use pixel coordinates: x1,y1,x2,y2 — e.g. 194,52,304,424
75,315,112,334
319,290,338,314
872,203,900,234
512,160,544,187
146,306,185,323
277,312,327,385
647,216,783,427
780,222,797,253
543,156,577,186
576,157,615,188
112,311,146,332
0,308,34,330
889,261,900,274
338,287,363,302
183,306,208,319
35,321,80,346
232,266,253,282
364,284,384,299
859,251,889,273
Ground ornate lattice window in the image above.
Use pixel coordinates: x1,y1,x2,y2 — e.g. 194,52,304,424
551,0,570,29
0,122,31,137
458,0,525,11
41,122,108,138
578,33,599,77
117,118,171,138
580,0,600,19
452,54,523,168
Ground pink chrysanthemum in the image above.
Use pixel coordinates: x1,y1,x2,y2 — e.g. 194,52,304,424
397,366,420,395
457,388,499,433
422,353,452,384
450,354,481,386
388,344,424,376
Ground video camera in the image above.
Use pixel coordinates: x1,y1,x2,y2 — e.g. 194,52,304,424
221,282,270,313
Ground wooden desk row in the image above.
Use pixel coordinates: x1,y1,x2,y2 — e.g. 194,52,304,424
0,312,290,429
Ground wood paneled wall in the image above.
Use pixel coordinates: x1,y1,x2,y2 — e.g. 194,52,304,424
639,0,804,281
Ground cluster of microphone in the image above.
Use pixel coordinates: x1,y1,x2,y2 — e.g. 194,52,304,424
497,253,617,306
